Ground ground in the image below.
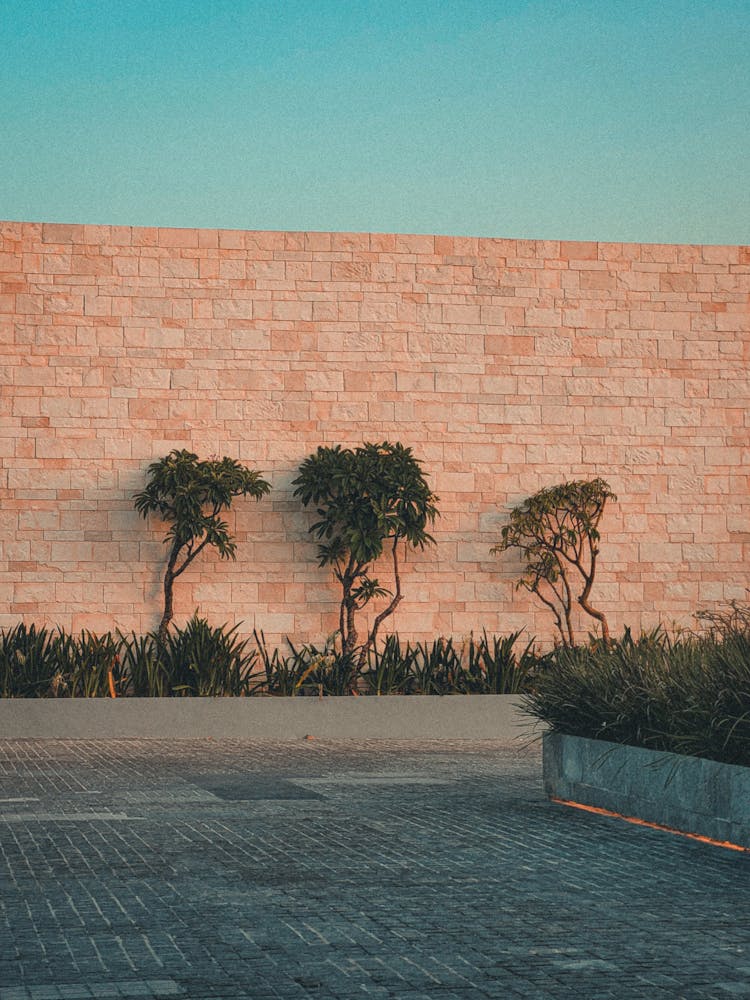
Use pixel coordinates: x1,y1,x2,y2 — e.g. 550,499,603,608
0,737,748,999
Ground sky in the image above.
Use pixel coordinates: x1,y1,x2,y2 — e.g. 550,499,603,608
1,0,749,244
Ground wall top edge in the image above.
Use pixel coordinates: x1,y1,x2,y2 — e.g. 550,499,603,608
1,219,747,256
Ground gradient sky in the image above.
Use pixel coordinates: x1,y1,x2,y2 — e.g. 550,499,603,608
1,0,749,243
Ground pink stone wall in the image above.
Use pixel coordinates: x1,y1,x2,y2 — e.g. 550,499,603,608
1,221,748,648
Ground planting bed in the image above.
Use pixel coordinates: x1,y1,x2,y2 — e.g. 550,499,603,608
0,694,541,742
544,731,750,849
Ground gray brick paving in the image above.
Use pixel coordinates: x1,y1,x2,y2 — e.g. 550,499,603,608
0,737,748,999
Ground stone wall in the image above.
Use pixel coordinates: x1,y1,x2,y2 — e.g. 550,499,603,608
1,221,748,646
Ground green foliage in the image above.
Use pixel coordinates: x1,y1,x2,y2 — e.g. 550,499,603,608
0,624,123,698
150,616,258,697
364,634,418,695
292,442,439,667
116,631,164,697
253,631,358,697
522,627,750,766
464,630,541,695
134,449,270,636
409,636,465,694
252,630,300,696
362,631,543,696
54,630,122,698
292,442,438,567
0,618,259,699
255,629,542,698
492,478,616,646
0,623,58,698
284,637,359,697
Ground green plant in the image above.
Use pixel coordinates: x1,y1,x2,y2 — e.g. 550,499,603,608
522,627,750,766
363,634,418,695
0,625,125,699
254,630,358,696
492,478,616,646
153,615,258,696
253,630,298,696
408,636,465,694
465,629,540,694
0,623,58,698
134,450,270,638
287,637,359,696
361,631,543,696
54,630,122,698
116,631,164,696
292,442,439,671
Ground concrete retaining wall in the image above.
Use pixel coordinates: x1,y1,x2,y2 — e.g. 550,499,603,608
543,731,750,848
0,694,540,741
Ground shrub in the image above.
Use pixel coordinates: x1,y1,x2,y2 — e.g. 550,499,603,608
0,625,123,698
464,630,541,695
362,631,542,696
364,634,418,695
522,627,750,766
54,630,122,698
0,623,57,698
147,615,258,697
254,631,358,697
0,622,542,699
119,618,259,697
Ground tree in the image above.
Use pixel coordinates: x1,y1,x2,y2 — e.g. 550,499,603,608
292,442,439,669
134,450,270,639
491,478,616,646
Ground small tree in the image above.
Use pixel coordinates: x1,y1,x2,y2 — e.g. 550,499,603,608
292,442,439,669
491,478,616,646
134,450,270,639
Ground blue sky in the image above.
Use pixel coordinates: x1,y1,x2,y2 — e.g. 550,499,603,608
1,0,748,243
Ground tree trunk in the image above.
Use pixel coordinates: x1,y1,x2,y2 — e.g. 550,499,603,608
560,572,575,646
357,538,403,671
578,594,610,643
578,548,610,643
340,583,358,658
158,544,180,641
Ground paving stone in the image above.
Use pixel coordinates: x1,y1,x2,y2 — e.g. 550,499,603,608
1,738,749,998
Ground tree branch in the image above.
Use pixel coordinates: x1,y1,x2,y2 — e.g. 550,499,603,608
172,535,211,579
358,535,403,670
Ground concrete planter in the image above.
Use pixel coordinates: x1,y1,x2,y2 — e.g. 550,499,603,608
0,694,541,742
544,731,750,849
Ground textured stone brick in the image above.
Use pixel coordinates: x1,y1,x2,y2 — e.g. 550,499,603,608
0,223,747,646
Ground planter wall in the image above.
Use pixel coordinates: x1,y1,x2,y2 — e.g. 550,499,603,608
0,694,542,742
544,731,750,849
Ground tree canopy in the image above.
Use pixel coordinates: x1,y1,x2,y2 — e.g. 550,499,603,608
292,442,438,666
492,478,616,645
134,449,270,637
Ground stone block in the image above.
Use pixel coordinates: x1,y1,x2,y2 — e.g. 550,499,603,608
544,732,750,848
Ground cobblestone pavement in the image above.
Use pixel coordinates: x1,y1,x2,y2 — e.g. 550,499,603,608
0,737,748,1000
